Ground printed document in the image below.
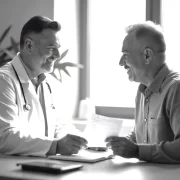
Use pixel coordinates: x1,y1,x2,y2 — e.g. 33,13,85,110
83,114,123,147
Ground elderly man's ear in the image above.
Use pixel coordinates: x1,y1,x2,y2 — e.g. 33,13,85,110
143,48,153,64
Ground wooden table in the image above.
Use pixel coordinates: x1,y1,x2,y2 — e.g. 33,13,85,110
0,154,180,180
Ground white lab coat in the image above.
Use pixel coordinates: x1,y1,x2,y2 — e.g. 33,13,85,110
0,54,62,156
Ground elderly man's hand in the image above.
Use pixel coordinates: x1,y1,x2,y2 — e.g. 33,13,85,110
105,136,139,158
56,134,88,155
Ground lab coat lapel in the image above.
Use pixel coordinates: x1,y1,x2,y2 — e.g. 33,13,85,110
11,54,45,123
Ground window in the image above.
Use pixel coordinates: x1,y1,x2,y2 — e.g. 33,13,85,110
53,0,79,119
89,0,146,108
161,0,180,72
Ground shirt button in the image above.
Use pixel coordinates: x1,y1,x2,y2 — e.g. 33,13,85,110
144,118,147,122
145,98,149,102
143,140,146,143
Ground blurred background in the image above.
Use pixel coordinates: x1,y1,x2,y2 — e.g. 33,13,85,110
0,0,178,121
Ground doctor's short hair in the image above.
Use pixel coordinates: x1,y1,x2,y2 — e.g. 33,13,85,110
125,21,166,53
20,15,61,49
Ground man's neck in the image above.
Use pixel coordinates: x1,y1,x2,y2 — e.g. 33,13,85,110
19,52,39,78
142,63,165,87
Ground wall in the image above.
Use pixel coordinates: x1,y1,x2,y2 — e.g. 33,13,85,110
96,106,135,119
0,0,54,48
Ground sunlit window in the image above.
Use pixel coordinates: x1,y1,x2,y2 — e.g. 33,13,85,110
89,0,146,107
53,0,79,119
161,0,180,72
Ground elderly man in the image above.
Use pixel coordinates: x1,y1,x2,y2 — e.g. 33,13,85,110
106,21,180,163
0,16,87,156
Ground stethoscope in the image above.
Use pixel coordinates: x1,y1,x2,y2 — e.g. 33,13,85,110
12,65,55,111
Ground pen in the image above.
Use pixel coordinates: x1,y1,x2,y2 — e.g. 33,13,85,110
87,147,107,151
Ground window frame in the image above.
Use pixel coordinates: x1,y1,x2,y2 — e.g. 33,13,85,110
77,0,161,119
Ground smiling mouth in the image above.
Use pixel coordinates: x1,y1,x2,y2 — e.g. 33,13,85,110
47,58,56,63
127,68,131,74
124,65,130,72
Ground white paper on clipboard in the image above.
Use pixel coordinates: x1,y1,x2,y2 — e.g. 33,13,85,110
83,114,123,147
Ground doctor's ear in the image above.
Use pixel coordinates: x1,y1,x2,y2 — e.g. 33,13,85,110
24,38,33,54
143,48,153,64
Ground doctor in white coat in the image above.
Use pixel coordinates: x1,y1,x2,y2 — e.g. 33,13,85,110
0,16,87,157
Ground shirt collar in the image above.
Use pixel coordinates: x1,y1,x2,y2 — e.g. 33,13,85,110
139,64,171,94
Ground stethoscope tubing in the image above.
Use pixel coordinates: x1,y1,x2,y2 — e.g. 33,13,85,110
12,65,55,111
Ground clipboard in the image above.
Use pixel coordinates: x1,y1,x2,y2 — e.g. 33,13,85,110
48,149,114,163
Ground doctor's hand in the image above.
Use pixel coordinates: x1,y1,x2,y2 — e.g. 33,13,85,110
105,136,139,158
56,134,88,155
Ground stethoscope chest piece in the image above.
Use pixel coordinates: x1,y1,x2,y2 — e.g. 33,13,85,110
51,104,55,109
24,104,31,111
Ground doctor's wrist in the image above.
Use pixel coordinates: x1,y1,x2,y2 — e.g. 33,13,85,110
135,144,139,158
46,140,58,156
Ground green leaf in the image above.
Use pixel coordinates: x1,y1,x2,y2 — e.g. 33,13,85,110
51,61,84,82
0,48,15,59
60,49,69,60
61,67,71,77
54,62,84,69
51,71,62,82
0,25,12,45
10,37,19,53
58,69,62,82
